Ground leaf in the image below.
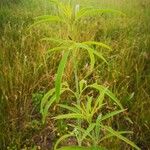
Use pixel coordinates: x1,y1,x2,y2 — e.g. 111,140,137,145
47,46,67,54
99,131,133,143
89,83,123,109
73,43,107,71
42,94,56,124
91,88,107,116
100,125,141,150
50,0,72,20
56,146,86,150
87,48,95,71
79,79,87,93
100,109,126,121
40,88,55,114
54,134,75,150
73,43,96,71
57,104,80,113
86,96,92,113
95,114,102,141
92,50,108,64
81,123,96,141
56,146,107,150
28,15,65,30
42,37,74,45
55,50,70,101
83,41,111,50
76,8,125,21
41,88,68,124
54,113,84,120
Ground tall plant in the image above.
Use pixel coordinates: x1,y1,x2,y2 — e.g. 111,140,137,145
30,0,140,149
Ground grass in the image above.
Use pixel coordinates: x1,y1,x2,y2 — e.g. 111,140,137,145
0,0,150,149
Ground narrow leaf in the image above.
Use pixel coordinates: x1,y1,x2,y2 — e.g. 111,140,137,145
58,104,80,113
81,123,96,141
99,131,133,143
100,125,141,150
40,88,55,114
100,109,126,121
54,134,75,150
54,113,84,120
55,50,70,101
83,41,111,50
89,84,123,109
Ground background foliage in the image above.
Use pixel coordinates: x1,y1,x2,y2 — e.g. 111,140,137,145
0,0,150,149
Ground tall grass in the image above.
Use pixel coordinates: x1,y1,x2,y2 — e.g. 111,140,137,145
0,0,149,149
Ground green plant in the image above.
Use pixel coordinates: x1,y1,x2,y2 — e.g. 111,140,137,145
53,81,140,150
30,0,140,149
34,0,121,124
56,145,106,150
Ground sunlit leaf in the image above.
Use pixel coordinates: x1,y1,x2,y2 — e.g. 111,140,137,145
55,50,70,101
58,104,80,113
83,41,111,50
76,8,125,21
56,146,106,150
54,113,84,120
28,15,65,30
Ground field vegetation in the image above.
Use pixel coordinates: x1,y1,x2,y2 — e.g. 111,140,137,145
0,0,150,149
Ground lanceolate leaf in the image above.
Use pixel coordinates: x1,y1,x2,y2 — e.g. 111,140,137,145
89,83,123,109
100,125,141,150
54,113,84,120
72,43,95,71
41,88,68,124
83,41,111,50
76,8,125,21
99,131,133,143
81,123,96,141
56,146,106,150
92,50,108,64
99,109,126,121
55,50,70,101
73,43,107,71
42,37,74,45
58,104,80,113
47,46,67,54
40,88,55,114
28,16,65,30
54,134,75,150
42,94,56,124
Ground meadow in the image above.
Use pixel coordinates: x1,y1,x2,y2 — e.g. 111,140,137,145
0,0,150,150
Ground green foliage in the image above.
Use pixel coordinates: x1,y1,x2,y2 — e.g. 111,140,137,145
56,146,106,150
29,0,141,149
54,82,140,149
1,0,149,149
35,0,113,124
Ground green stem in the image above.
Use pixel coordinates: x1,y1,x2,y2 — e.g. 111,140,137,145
73,49,82,146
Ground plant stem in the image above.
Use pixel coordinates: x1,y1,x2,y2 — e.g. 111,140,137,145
73,49,82,146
